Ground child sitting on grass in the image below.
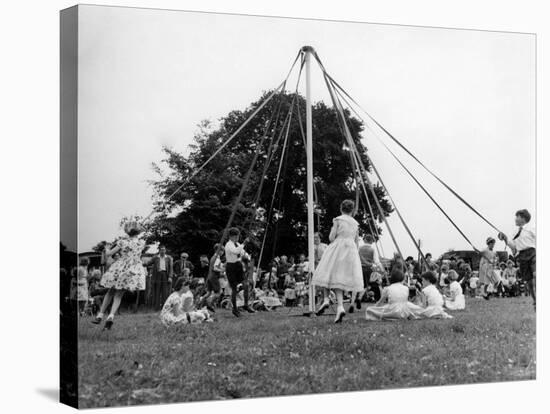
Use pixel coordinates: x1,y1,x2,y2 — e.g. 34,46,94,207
418,271,452,319
365,269,421,321
444,270,466,310
160,278,213,326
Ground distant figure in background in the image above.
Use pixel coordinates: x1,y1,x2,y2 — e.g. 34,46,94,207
390,252,406,274
499,209,536,309
174,252,194,280
314,233,328,268
502,260,518,297
94,220,147,330
149,245,174,310
479,237,499,300
73,257,90,315
354,234,381,312
468,272,480,297
448,256,458,272
438,264,450,291
313,199,363,323
198,243,224,311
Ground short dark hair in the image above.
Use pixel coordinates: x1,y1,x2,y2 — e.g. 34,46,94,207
406,256,414,262
421,271,437,285
364,234,375,244
389,269,405,284
158,244,166,249
127,228,141,237
515,209,531,223
173,277,189,291
340,199,355,214
425,253,432,259
228,227,241,237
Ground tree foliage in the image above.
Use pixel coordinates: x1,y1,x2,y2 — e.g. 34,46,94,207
147,91,393,265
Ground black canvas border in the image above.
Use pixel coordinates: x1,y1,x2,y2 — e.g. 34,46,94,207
60,5,79,409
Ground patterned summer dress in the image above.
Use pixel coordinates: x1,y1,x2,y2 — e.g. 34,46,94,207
100,236,146,291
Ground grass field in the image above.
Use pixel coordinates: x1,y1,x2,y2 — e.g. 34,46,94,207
78,296,535,408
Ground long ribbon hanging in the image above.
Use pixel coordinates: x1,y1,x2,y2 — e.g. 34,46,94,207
331,84,482,253
321,69,405,259
314,51,504,235
326,70,427,263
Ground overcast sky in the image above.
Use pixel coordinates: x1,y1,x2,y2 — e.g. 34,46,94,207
73,5,535,258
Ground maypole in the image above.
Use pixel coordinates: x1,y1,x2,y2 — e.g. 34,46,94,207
303,46,315,315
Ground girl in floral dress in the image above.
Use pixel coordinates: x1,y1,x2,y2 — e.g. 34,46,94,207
92,220,147,330
313,199,364,323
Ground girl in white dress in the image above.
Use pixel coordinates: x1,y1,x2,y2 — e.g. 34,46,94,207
313,200,363,323
444,270,466,310
365,269,423,321
418,271,452,319
160,278,213,326
92,220,147,330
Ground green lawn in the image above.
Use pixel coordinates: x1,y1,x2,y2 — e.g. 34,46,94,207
77,296,535,408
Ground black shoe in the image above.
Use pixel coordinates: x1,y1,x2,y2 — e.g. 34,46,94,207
348,305,355,314
232,309,241,318
334,310,346,324
483,294,490,301
244,306,256,313
315,302,329,316
206,304,216,313
355,298,362,310
91,316,102,325
103,319,113,330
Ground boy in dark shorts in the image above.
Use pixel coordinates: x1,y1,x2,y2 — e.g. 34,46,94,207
498,209,536,309
224,227,256,317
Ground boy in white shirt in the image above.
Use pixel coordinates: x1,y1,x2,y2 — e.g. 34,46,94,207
498,209,536,309
224,227,256,317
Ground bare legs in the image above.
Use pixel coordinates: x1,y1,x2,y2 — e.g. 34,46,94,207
334,289,345,323
94,288,125,328
108,290,125,319
315,287,331,315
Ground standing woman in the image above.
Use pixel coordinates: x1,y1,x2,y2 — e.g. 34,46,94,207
92,220,147,329
478,237,498,300
312,199,363,323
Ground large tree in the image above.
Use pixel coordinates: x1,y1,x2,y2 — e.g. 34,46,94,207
147,91,393,265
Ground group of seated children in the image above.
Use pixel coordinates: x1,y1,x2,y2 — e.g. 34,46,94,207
365,268,465,321
160,278,214,326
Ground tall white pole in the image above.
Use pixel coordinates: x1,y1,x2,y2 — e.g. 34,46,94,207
304,46,315,314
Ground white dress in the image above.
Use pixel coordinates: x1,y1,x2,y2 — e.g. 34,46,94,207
365,283,423,320
419,284,452,319
312,215,363,292
445,281,466,310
